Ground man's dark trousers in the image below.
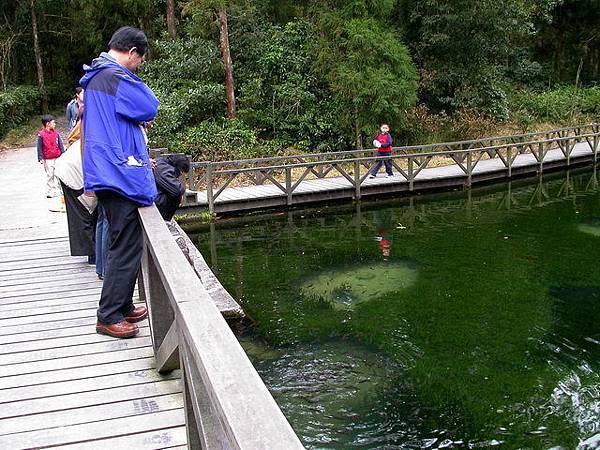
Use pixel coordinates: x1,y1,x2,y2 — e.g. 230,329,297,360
96,190,142,324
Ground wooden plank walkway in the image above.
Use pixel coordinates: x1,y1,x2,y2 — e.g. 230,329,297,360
0,147,186,449
193,142,595,213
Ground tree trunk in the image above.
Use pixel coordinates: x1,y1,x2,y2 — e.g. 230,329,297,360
30,0,48,114
0,34,16,90
218,9,236,119
354,104,362,149
0,19,18,90
166,0,177,39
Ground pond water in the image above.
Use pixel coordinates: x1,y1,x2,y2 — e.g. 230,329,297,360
191,169,600,449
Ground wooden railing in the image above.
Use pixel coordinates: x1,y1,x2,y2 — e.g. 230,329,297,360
137,204,304,449
185,124,599,213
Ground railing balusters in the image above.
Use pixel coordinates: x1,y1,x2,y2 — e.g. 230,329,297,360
176,125,598,210
354,160,361,200
206,163,214,215
408,157,414,191
467,152,472,187
286,167,292,206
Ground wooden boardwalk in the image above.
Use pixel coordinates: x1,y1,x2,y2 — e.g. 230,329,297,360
192,141,597,214
0,148,186,449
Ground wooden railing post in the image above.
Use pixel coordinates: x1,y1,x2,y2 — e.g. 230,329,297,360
187,165,194,190
466,152,472,187
507,147,512,177
354,160,361,200
206,163,215,215
285,167,292,206
179,346,202,449
140,242,176,364
408,157,414,191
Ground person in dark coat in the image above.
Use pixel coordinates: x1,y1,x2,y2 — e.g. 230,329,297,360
54,121,97,263
154,154,190,221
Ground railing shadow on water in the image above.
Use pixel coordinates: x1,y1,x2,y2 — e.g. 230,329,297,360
181,123,600,213
137,204,304,449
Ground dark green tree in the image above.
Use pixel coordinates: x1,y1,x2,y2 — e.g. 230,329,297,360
535,0,600,84
315,0,418,148
399,0,561,119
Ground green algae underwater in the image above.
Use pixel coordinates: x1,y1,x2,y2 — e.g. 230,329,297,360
190,169,600,449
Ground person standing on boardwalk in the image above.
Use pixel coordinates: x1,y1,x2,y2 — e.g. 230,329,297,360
369,123,394,178
36,114,65,198
66,87,84,132
80,26,159,339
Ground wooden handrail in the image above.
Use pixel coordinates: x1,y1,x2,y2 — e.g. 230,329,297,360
138,205,304,449
182,124,600,213
205,133,598,176
190,123,599,170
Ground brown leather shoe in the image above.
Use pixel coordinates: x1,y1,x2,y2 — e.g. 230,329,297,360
96,320,139,338
124,306,148,323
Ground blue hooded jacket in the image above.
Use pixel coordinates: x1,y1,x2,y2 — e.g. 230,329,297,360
79,52,159,206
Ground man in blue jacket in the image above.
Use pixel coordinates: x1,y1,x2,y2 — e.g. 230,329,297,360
80,26,159,338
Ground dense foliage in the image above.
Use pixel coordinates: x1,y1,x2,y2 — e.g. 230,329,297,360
0,0,598,151
0,85,40,138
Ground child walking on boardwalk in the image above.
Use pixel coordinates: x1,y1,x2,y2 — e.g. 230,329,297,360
370,123,394,178
36,114,65,198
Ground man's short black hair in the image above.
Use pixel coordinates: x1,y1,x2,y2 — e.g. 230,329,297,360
108,26,149,56
167,154,191,174
41,114,55,126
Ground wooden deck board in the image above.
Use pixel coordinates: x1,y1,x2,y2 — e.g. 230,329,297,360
0,367,179,405
0,321,148,346
51,426,188,449
0,379,182,419
0,338,154,376
0,276,98,291
0,326,151,356
0,235,186,449
0,331,152,364
0,356,157,390
0,266,95,283
0,408,185,448
0,393,183,435
0,294,105,311
0,291,138,309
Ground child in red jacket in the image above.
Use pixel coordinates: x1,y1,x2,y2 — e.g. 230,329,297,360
370,123,394,178
36,114,65,198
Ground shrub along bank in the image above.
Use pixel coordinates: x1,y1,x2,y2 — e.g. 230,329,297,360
0,86,40,140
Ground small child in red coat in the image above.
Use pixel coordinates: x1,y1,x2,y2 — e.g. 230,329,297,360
370,123,394,178
36,114,65,198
